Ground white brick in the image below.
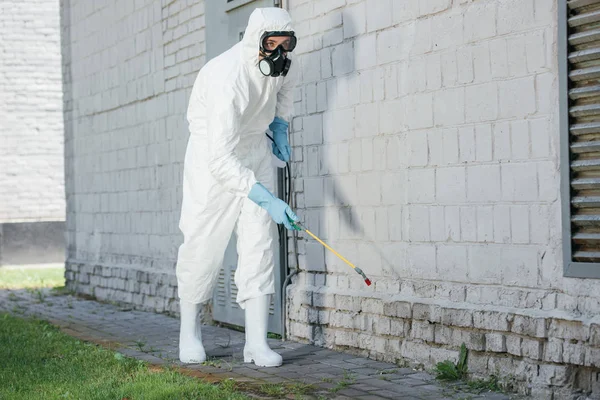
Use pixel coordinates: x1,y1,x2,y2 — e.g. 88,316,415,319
316,81,327,112
494,205,511,244
443,128,460,165
303,114,323,145
409,206,430,242
472,43,491,84
358,173,382,205
384,64,399,99
436,167,466,204
458,126,476,163
498,0,535,35
489,38,509,79
475,124,493,162
305,83,317,114
493,121,511,161
530,118,551,158
366,0,393,32
413,17,433,55
430,206,446,242
375,207,389,241
431,11,463,51
408,57,427,93
526,30,546,73
332,41,354,76
465,82,498,122
336,175,357,205
373,67,385,101
510,120,530,160
536,72,555,115
342,1,366,39
460,206,477,242
320,48,332,78
382,171,406,205
441,51,458,87
428,130,444,166
437,245,468,281
467,165,501,202
406,93,433,129
434,87,465,126
477,206,494,243
445,206,461,242
511,205,530,244
361,138,373,171
407,131,428,166
407,244,437,280
408,169,435,204
304,178,324,208
373,136,387,171
388,205,403,240
338,143,349,172
501,247,539,287
426,54,442,90
354,34,377,70
323,27,343,47
468,245,502,284
355,103,379,137
349,140,362,172
323,109,354,142
379,99,404,135
507,35,528,77
392,0,418,24
501,163,538,202
387,134,408,169
457,46,474,84
377,25,412,64
301,52,321,82
464,2,496,42
530,205,550,244
538,161,559,202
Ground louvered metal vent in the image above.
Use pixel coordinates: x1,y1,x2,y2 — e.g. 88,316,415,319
568,0,600,262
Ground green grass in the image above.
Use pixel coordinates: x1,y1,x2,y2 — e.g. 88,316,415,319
329,370,356,393
0,266,65,289
0,312,250,400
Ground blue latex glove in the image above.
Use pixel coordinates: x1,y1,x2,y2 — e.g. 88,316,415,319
248,183,298,230
269,116,291,162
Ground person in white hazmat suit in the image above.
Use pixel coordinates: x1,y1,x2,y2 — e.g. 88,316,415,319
176,8,299,368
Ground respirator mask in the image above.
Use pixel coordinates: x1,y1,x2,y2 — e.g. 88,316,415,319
258,31,297,77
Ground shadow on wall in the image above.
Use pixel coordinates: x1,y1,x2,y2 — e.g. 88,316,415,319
308,14,419,283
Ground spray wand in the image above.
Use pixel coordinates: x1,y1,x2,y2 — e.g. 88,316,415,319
289,220,372,286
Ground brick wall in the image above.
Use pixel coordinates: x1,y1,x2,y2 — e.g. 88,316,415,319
285,0,600,397
0,0,65,223
62,0,206,314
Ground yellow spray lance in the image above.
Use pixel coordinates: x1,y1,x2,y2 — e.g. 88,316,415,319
289,220,372,286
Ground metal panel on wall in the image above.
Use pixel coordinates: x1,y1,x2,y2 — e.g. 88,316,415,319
566,0,600,266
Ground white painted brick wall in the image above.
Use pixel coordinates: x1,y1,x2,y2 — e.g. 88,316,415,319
62,0,206,273
285,1,600,392
0,0,65,223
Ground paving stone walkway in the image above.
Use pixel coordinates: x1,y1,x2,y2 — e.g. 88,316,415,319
0,287,520,400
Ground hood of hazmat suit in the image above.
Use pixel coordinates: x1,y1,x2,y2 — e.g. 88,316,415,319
176,7,297,307
185,7,297,198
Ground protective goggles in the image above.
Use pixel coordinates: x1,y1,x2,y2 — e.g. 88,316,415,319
260,31,297,53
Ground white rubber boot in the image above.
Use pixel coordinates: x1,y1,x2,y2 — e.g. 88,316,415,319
178,299,206,364
243,295,283,367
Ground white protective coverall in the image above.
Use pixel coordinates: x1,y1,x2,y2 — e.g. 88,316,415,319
176,8,296,308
